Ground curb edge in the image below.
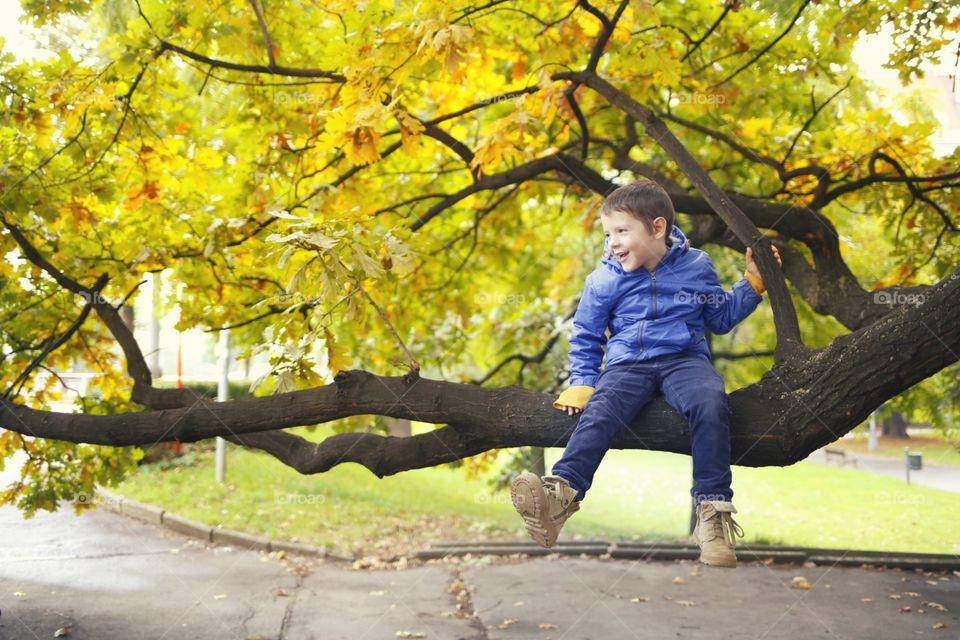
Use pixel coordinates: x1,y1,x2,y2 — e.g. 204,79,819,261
94,487,354,563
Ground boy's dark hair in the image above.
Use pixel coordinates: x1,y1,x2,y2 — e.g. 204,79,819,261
600,180,675,241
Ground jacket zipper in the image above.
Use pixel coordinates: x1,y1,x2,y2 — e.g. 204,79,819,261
639,269,658,352
651,271,657,319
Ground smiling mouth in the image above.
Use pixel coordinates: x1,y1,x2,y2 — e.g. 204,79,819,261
616,251,629,261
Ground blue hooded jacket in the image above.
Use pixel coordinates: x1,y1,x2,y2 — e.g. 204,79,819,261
567,224,763,387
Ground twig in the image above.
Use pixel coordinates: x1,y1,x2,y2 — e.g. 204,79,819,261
358,286,420,381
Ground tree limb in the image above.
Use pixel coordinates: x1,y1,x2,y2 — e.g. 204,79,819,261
3,269,957,471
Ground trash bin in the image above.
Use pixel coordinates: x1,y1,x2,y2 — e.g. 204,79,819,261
906,451,922,470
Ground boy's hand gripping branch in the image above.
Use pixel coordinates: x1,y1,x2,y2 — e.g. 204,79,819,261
553,385,594,415
743,244,783,295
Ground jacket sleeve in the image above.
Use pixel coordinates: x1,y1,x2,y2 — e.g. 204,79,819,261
701,254,763,335
567,273,612,387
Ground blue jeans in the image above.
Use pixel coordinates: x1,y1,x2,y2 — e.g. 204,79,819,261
552,352,733,507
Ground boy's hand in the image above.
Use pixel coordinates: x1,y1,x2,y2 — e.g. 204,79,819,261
553,385,593,414
556,404,583,416
745,244,783,284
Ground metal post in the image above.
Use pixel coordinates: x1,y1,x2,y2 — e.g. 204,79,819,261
867,410,878,452
904,446,910,485
216,330,230,484
148,272,162,379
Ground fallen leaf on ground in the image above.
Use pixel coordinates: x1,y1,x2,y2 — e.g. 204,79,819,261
791,577,811,590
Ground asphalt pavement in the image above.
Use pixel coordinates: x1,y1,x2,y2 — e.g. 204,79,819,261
1,502,958,639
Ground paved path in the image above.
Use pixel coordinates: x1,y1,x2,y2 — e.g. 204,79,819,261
1,503,958,639
808,447,960,493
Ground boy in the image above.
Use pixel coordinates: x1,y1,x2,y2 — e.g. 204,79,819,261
510,180,781,568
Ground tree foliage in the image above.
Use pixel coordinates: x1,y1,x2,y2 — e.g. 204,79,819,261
1,0,958,515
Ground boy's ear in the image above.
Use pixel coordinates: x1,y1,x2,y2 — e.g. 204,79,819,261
653,216,668,239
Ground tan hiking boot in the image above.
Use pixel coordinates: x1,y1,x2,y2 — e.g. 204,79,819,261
692,500,744,568
510,472,580,548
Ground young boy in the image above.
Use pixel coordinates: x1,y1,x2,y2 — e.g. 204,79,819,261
510,180,781,568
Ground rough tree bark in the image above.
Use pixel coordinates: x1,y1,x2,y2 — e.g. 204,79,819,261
1,253,957,475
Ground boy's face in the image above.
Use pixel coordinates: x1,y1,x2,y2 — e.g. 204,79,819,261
602,209,668,273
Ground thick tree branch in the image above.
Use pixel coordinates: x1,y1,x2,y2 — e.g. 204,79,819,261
3,269,957,471
409,152,612,232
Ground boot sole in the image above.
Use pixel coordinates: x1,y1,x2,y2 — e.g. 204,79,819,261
510,472,557,548
699,551,738,568
690,533,737,567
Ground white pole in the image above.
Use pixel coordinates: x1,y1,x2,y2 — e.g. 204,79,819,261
148,272,162,379
216,330,230,483
867,410,879,452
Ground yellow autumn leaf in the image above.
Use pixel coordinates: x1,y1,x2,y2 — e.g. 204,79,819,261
740,117,774,139
323,327,351,376
395,109,425,155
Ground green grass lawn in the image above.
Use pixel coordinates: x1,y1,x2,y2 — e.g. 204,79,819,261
828,434,960,467
113,427,960,558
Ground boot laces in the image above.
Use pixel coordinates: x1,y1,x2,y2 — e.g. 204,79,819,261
543,477,574,510
711,510,744,547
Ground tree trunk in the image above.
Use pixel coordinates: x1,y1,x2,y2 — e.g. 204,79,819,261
389,418,412,438
882,411,910,439
531,447,546,478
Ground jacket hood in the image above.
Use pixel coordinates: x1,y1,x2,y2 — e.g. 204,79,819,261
601,224,690,275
